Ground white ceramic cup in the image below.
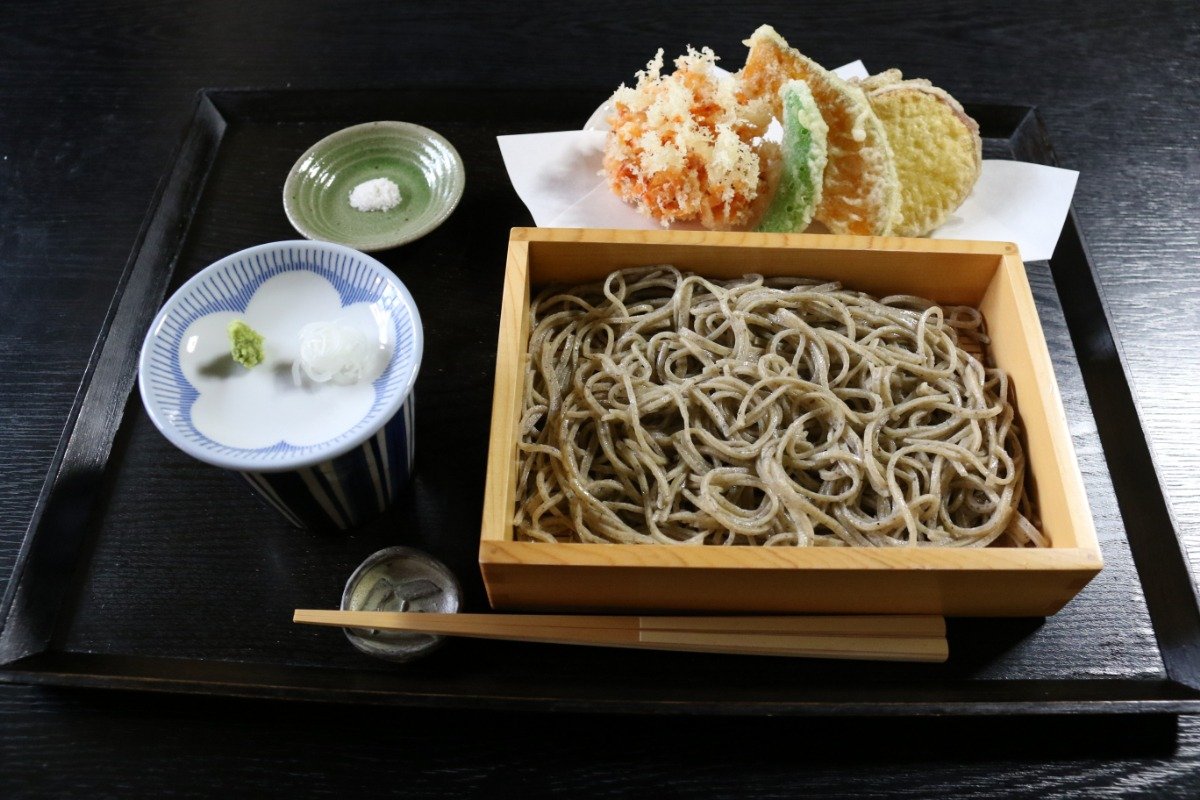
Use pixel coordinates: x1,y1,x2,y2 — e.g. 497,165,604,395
138,240,423,530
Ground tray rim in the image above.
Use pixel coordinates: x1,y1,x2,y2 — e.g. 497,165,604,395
0,90,227,666
2,87,1199,715
4,650,1200,716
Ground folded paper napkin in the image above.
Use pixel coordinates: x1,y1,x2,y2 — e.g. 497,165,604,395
498,61,1078,262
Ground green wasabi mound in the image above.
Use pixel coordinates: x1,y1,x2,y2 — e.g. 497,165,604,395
756,80,829,233
228,320,265,368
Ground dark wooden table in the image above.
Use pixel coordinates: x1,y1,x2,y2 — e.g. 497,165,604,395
3,1,1199,795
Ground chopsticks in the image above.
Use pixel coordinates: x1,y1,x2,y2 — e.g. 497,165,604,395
293,610,948,663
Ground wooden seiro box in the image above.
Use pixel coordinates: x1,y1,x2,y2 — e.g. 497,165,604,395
479,228,1102,616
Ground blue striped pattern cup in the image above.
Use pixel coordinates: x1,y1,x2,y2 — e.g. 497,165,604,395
238,394,416,529
139,241,423,530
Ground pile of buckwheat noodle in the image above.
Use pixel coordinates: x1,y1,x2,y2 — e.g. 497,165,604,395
515,266,1043,548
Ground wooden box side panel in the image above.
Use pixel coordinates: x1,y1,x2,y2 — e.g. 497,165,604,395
480,559,1096,617
522,229,1006,307
482,541,1100,571
480,239,530,543
980,254,1101,556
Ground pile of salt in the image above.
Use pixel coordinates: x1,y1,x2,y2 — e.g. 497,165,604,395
348,178,401,212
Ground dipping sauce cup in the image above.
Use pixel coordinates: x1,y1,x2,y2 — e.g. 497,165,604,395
138,240,423,530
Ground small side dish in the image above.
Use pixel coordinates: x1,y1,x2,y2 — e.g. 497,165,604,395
283,121,465,252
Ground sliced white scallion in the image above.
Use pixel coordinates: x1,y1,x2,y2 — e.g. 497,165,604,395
292,321,376,387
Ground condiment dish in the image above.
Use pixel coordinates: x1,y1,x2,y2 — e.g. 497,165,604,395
283,121,465,252
138,240,423,529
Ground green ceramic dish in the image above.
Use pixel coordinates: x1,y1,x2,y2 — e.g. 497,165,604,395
283,121,465,252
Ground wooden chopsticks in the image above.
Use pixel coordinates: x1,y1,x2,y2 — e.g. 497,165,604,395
293,610,948,663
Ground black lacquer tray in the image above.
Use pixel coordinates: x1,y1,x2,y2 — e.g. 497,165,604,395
2,88,1198,715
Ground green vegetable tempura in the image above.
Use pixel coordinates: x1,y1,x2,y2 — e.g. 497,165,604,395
228,320,265,368
757,80,829,233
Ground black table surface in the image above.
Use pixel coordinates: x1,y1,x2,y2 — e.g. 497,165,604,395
3,1,1199,796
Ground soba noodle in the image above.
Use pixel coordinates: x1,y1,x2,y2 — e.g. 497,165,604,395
515,266,1043,548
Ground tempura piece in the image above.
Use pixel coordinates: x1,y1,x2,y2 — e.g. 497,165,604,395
604,47,772,229
858,69,982,236
756,80,828,232
737,25,900,237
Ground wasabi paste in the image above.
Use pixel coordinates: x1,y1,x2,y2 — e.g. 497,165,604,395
228,320,265,368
